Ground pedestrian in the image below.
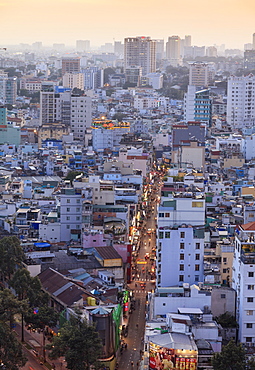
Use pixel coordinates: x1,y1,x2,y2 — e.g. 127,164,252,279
125,343,127,349
131,361,134,367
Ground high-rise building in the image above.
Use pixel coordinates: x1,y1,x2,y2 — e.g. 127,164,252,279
0,71,8,104
253,33,255,49
184,35,191,47
155,39,164,60
156,194,205,287
114,41,124,56
244,50,255,70
76,40,90,52
124,36,156,76
166,36,181,67
62,57,80,76
189,62,209,87
63,73,84,90
6,77,17,105
82,67,104,90
40,87,91,141
184,86,212,126
232,222,255,344
227,75,255,129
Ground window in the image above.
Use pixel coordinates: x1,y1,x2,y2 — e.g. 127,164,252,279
247,297,254,303
180,264,184,271
246,310,254,315
66,207,70,212
196,243,200,249
159,232,164,239
248,285,255,290
76,199,80,203
159,213,164,218
76,208,80,212
195,275,199,282
180,232,185,238
179,275,184,282
192,201,203,208
246,323,253,328
66,216,70,220
180,243,185,249
165,232,170,238
195,254,200,260
221,294,226,299
248,272,254,277
195,264,200,271
67,199,70,203
246,337,253,343
223,257,227,262
223,268,227,273
66,225,70,229
76,216,80,221
180,254,184,260
165,213,170,217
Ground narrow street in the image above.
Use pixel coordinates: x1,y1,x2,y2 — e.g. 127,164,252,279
118,174,162,370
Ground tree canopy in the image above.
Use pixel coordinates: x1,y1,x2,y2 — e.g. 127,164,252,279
212,340,246,370
49,315,102,370
0,236,25,281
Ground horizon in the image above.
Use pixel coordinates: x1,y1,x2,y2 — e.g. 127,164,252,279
0,0,255,50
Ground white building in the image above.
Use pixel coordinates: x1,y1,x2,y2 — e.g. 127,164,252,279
232,222,255,344
157,226,204,287
227,74,255,129
124,36,156,76
63,73,84,90
59,188,83,242
166,36,181,67
147,73,163,90
70,95,92,140
242,134,255,160
157,195,205,228
189,62,209,87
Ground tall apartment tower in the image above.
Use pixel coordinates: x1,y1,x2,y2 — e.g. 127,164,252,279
0,71,8,104
184,35,192,47
62,57,80,76
227,74,255,129
76,40,90,52
166,36,181,67
156,194,205,287
124,36,156,76
232,222,255,344
189,62,209,87
40,87,92,141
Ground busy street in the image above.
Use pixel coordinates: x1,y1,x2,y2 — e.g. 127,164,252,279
117,171,163,370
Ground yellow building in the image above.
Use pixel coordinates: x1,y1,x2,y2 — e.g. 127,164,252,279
37,122,69,147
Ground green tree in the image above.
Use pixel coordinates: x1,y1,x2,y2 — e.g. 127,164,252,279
0,289,27,330
0,323,27,369
49,315,102,370
25,305,59,362
216,312,238,328
10,268,48,341
212,340,246,370
112,112,125,122
0,236,25,281
65,171,83,184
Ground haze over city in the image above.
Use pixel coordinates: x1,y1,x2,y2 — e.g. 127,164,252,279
0,0,255,48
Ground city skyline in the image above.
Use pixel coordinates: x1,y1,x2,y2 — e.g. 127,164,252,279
0,0,255,49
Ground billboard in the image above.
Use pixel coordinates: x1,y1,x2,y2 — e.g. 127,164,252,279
149,343,197,370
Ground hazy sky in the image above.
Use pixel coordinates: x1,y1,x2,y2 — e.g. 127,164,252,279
0,0,254,48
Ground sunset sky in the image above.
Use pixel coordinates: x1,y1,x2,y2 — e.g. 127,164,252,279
0,0,254,48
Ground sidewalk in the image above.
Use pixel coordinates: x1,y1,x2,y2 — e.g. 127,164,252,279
14,321,66,370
